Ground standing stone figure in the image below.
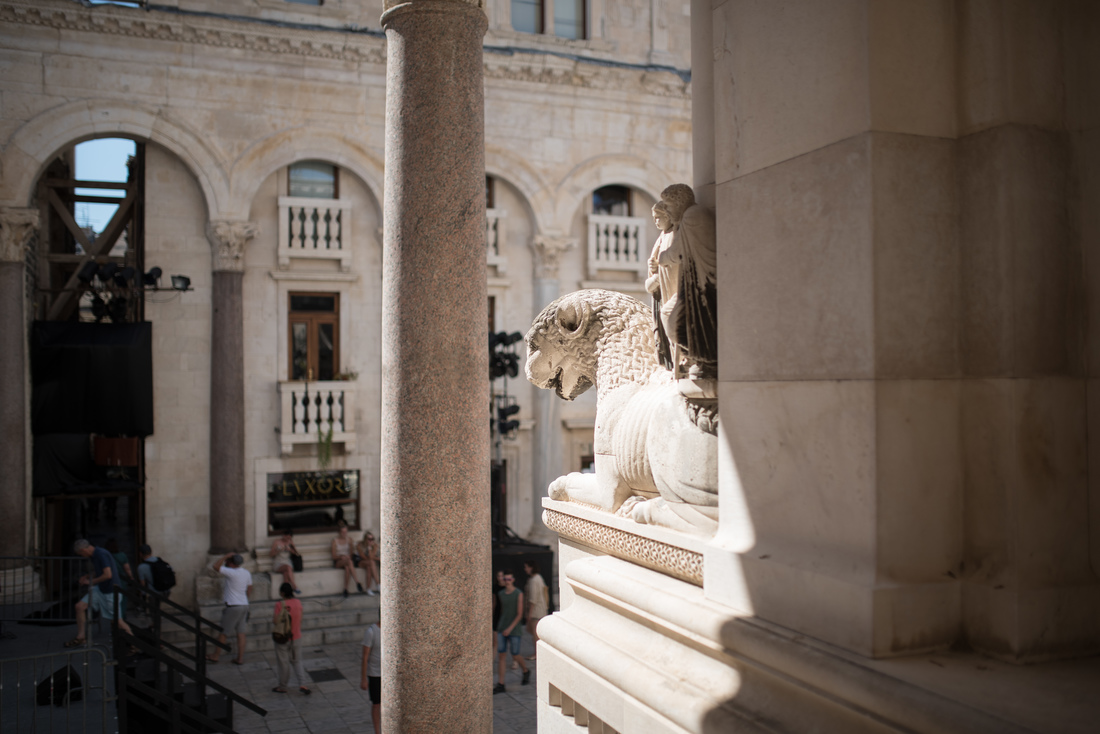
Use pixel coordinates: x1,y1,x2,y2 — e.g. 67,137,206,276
645,184,717,379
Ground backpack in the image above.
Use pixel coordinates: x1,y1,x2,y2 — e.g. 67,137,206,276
272,602,292,644
149,558,176,592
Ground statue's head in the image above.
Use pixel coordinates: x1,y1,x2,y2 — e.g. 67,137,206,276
652,201,673,233
659,183,695,224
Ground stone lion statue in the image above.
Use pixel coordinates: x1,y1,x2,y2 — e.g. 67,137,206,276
525,289,718,535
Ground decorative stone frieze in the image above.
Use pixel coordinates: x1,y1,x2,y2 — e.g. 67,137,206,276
0,0,386,64
530,234,575,280
206,220,259,273
0,207,39,263
543,507,703,585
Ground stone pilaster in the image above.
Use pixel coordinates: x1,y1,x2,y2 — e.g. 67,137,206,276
379,1,491,731
206,220,258,554
529,234,574,538
0,207,39,561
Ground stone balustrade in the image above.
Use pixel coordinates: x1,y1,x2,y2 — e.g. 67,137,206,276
277,380,357,455
587,213,647,278
277,196,353,271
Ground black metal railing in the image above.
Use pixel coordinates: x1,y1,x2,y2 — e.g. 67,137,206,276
109,584,266,734
0,556,93,641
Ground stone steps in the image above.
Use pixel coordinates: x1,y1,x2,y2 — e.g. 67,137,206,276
160,590,379,654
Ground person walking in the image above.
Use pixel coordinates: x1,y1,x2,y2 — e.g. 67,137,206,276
67,539,134,647
524,560,549,659
271,582,311,695
206,553,251,664
361,620,382,732
494,571,529,693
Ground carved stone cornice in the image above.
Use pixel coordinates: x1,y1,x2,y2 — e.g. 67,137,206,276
530,234,575,280
0,2,688,96
0,207,40,263
0,0,386,64
207,220,259,273
543,507,703,586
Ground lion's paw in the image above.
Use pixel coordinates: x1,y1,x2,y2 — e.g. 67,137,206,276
615,495,646,518
548,476,570,501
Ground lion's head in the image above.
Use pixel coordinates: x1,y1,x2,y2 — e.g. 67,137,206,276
525,290,662,401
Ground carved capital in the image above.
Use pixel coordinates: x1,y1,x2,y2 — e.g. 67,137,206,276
530,234,575,280
206,220,259,272
0,207,39,263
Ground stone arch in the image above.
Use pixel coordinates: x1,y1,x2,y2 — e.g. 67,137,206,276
485,145,554,233
228,129,384,219
552,154,673,226
0,100,228,216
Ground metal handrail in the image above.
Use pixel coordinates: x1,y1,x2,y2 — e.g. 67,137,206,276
110,583,265,732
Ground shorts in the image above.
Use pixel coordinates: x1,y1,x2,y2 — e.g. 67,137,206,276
221,604,250,635
80,586,116,620
497,632,522,656
367,675,381,704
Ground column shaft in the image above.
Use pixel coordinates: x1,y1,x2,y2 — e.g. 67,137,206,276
380,2,491,731
209,270,245,553
0,262,27,559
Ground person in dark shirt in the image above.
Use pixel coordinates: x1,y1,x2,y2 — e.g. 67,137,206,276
493,571,530,693
68,539,133,647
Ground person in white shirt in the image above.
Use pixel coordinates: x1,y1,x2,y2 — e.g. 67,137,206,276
207,553,252,664
360,621,382,733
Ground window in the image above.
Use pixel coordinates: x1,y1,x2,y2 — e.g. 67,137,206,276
289,161,338,199
267,470,359,536
555,0,585,40
486,175,496,208
289,293,339,381
593,185,632,216
512,0,544,34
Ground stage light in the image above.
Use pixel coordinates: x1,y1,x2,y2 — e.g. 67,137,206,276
113,266,135,287
77,261,99,284
143,267,162,287
171,275,191,291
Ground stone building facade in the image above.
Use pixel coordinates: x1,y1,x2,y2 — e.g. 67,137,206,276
538,1,1100,733
0,0,692,607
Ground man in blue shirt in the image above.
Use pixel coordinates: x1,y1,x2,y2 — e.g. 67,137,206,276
67,539,133,647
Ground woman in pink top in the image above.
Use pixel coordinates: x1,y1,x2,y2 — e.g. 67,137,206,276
271,582,311,694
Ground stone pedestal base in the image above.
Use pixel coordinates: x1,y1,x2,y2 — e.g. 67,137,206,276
539,554,1100,734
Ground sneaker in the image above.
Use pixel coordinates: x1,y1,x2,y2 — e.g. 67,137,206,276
367,589,376,597
493,684,506,695
343,589,349,598
522,670,531,686
293,588,302,595
357,583,365,593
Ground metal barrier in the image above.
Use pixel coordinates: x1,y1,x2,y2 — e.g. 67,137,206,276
0,557,97,645
0,646,117,733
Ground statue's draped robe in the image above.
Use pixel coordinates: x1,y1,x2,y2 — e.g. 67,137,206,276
653,204,717,374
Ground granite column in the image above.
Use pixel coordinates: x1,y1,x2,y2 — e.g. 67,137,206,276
379,1,491,731
206,221,258,555
0,207,39,562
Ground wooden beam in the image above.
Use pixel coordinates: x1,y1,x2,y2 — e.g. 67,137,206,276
46,188,137,320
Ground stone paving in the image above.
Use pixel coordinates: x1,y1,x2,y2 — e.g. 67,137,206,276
0,620,537,733
207,635,539,734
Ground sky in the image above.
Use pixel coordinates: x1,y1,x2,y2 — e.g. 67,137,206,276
74,137,136,234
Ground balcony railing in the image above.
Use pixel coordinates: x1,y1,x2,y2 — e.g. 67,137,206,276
277,380,357,456
486,207,507,273
587,214,648,278
278,196,353,271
